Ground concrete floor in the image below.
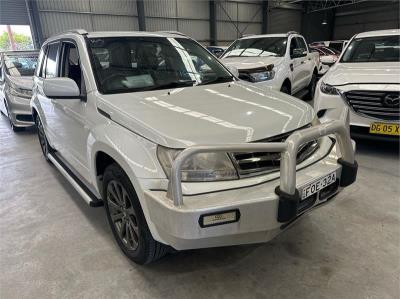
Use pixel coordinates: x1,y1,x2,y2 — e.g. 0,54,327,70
0,115,399,299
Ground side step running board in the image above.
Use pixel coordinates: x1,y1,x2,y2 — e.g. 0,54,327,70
48,153,104,207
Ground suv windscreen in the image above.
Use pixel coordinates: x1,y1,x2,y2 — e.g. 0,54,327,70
4,53,38,77
87,36,233,94
341,35,400,63
223,37,287,58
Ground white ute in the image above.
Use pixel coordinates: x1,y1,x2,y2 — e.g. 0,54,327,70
31,30,358,264
221,32,319,99
314,29,400,140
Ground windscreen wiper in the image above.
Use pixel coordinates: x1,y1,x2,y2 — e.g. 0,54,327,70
148,80,196,90
198,76,234,86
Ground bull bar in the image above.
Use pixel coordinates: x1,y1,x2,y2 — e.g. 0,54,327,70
166,108,357,221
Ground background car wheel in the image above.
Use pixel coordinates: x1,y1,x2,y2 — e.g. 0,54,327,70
306,73,317,101
280,84,290,95
103,163,168,264
35,116,52,160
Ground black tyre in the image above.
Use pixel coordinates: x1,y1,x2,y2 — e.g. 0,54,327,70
280,84,290,95
35,115,52,160
306,72,317,101
103,163,168,264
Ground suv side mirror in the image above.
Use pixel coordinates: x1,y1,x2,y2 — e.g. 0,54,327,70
320,55,335,66
226,65,239,77
291,48,307,58
43,77,80,99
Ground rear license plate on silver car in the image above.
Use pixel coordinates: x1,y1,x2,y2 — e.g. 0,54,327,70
300,171,336,200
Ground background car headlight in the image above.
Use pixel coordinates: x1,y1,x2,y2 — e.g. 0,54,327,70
157,146,238,182
8,86,32,98
249,70,275,82
320,81,339,95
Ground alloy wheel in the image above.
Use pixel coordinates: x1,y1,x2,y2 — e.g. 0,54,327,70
106,180,140,251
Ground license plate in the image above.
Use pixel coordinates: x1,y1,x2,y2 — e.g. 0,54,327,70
300,172,337,200
369,122,400,136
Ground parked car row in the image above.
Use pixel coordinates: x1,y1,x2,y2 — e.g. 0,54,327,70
0,28,397,264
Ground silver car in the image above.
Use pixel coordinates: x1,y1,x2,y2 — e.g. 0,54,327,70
0,50,39,131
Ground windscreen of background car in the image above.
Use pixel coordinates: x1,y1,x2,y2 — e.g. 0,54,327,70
341,35,400,62
223,37,287,58
4,54,38,76
87,36,232,94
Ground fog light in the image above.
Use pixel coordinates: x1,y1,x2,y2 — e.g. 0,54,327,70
199,209,240,228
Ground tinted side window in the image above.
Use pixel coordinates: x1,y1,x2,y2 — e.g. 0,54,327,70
290,37,298,55
45,43,60,78
296,37,307,51
35,46,46,77
60,42,82,90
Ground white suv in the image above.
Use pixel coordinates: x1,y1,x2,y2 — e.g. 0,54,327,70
31,30,357,264
314,29,399,140
221,32,319,99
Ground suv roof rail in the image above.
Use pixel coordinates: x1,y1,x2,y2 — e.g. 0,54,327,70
156,31,187,37
63,29,88,35
286,31,299,36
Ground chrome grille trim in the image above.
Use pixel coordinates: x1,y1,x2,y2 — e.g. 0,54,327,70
343,90,400,121
229,125,319,178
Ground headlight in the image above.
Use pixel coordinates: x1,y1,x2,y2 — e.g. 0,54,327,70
9,86,32,98
320,81,339,95
249,70,275,82
157,146,238,182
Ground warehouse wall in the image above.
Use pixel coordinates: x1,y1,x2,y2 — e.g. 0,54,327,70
216,0,262,45
36,0,139,38
0,0,30,25
333,1,400,40
267,7,302,34
144,0,209,43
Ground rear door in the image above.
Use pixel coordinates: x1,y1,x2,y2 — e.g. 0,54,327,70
295,37,313,90
36,41,62,148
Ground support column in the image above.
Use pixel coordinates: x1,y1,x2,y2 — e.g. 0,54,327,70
25,0,44,49
137,0,146,31
261,0,268,34
209,0,217,46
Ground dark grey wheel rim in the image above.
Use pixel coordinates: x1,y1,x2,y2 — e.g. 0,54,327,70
36,118,48,156
107,180,139,251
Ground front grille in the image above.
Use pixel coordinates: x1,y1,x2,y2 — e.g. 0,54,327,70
238,67,267,83
343,90,400,121
230,127,319,177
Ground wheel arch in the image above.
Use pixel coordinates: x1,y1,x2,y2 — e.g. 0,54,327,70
89,126,166,242
281,78,292,93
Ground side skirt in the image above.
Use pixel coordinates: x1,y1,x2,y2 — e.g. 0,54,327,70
48,153,104,207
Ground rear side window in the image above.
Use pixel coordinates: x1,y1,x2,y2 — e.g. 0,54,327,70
35,46,46,77
45,43,60,78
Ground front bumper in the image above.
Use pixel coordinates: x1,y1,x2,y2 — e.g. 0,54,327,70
313,83,399,140
6,92,34,127
143,111,357,250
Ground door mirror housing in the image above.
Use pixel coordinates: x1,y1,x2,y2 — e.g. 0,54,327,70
226,65,239,78
320,55,335,66
43,77,81,99
291,48,307,58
